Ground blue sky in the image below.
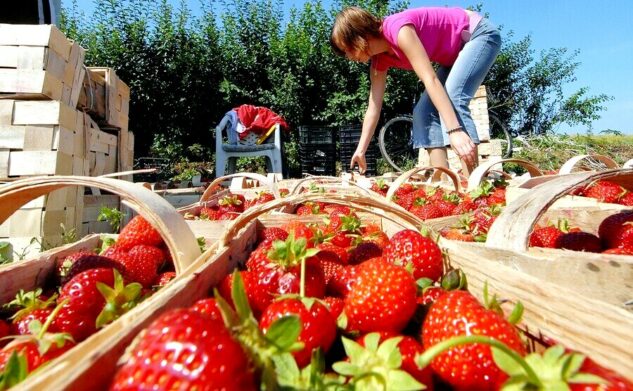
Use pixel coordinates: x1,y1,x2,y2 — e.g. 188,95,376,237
64,0,633,134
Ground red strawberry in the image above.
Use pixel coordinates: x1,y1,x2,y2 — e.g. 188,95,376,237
218,271,270,317
556,231,603,253
602,247,633,255
218,212,240,220
384,230,443,282
260,298,336,367
426,187,445,203
0,320,9,346
323,296,344,319
12,309,53,336
370,180,389,196
409,200,443,220
419,286,446,305
393,183,416,199
283,221,314,244
584,180,626,204
470,205,502,234
59,268,115,316
250,191,274,206
189,298,223,323
257,227,289,243
116,215,163,250
422,290,526,389
199,206,220,220
440,227,475,242
617,192,633,206
360,228,390,249
52,304,99,342
218,194,245,214
154,271,176,286
296,202,322,215
394,191,417,210
327,265,359,298
344,258,417,333
348,241,382,265
598,211,633,249
453,197,476,215
0,338,73,375
570,356,633,390
105,246,159,288
110,309,256,390
319,258,345,288
317,242,349,265
529,225,564,248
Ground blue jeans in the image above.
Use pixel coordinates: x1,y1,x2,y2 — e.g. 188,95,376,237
412,18,501,148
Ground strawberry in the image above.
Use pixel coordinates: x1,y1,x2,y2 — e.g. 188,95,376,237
199,206,220,220
529,225,564,248
105,246,159,288
409,199,443,220
116,215,163,250
260,298,336,367
189,298,223,323
393,183,416,199
344,258,417,333
422,290,526,389
317,242,349,265
440,227,475,242
434,197,457,217
283,221,314,244
570,356,633,390
250,191,274,206
557,231,603,253
470,205,502,234
426,186,445,203
394,191,417,210
598,211,633,249
110,309,256,390
370,179,389,196
0,320,9,346
153,271,176,287
218,271,271,317
319,258,345,288
602,247,633,255
58,253,121,285
584,180,626,204
323,296,344,319
257,227,289,243
384,230,443,282
453,196,476,215
617,192,633,206
348,241,382,265
327,265,359,298
12,309,53,336
218,212,240,220
360,228,390,249
59,268,115,316
218,194,245,214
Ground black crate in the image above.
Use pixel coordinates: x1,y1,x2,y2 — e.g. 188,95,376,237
339,124,378,176
299,143,337,176
298,125,337,145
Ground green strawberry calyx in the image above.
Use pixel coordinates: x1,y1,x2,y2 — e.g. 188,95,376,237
96,269,143,328
333,333,425,390
6,289,57,321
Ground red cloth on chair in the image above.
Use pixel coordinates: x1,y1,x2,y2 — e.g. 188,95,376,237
234,104,288,139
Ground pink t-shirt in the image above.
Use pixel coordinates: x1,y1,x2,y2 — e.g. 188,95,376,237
371,7,470,70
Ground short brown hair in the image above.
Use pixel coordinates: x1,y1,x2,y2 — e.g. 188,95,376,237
330,7,382,56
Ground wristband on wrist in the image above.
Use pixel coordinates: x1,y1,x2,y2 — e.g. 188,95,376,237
447,126,464,134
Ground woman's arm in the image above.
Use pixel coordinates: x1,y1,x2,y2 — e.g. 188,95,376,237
351,68,387,172
396,25,476,166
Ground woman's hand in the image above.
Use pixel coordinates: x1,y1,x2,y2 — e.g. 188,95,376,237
449,130,477,167
350,150,367,174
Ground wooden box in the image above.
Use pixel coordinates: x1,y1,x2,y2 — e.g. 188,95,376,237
0,24,85,107
78,67,130,131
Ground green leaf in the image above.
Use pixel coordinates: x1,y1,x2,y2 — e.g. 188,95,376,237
543,345,565,366
562,353,585,378
507,301,524,324
0,351,29,389
341,336,366,363
492,346,525,377
272,352,300,383
265,315,302,351
386,369,425,390
376,337,403,368
568,373,607,385
332,362,360,377
337,312,348,330
416,278,433,290
363,333,381,352
231,271,253,321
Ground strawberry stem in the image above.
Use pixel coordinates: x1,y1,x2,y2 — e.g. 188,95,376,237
300,256,306,298
38,299,68,339
415,335,542,388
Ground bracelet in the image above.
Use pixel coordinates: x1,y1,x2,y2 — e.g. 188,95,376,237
447,126,464,134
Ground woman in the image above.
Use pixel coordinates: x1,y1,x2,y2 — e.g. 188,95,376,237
330,6,501,175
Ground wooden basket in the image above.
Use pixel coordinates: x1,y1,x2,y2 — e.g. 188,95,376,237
558,154,619,174
466,158,543,192
178,172,280,243
385,165,463,201
17,191,424,390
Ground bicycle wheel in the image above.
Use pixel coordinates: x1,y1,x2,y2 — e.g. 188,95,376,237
378,116,418,173
488,114,513,158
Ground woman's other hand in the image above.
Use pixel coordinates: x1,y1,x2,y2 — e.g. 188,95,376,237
350,150,367,174
449,130,477,167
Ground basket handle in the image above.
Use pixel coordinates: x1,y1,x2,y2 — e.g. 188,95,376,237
218,192,425,248
486,168,633,252
558,154,619,175
0,176,201,274
385,166,460,201
467,158,543,191
288,176,377,197
200,173,279,202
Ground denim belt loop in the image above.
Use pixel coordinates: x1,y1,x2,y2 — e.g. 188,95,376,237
460,11,483,43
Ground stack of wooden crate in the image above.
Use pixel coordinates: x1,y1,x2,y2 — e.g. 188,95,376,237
0,24,134,254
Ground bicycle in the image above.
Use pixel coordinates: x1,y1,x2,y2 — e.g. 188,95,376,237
378,86,514,173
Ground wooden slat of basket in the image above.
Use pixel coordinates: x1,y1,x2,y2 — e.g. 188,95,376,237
558,154,619,175
466,158,542,192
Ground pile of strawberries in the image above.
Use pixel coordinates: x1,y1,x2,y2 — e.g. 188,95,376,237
571,179,633,205
108,210,631,390
530,211,633,255
0,216,176,387
186,189,289,221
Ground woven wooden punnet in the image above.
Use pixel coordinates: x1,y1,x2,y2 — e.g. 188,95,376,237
0,24,85,107
178,172,280,243
466,158,543,191
0,175,206,388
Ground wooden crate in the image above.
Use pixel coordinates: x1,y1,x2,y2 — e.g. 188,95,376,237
16,191,633,389
81,193,120,236
78,67,130,131
0,24,85,107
